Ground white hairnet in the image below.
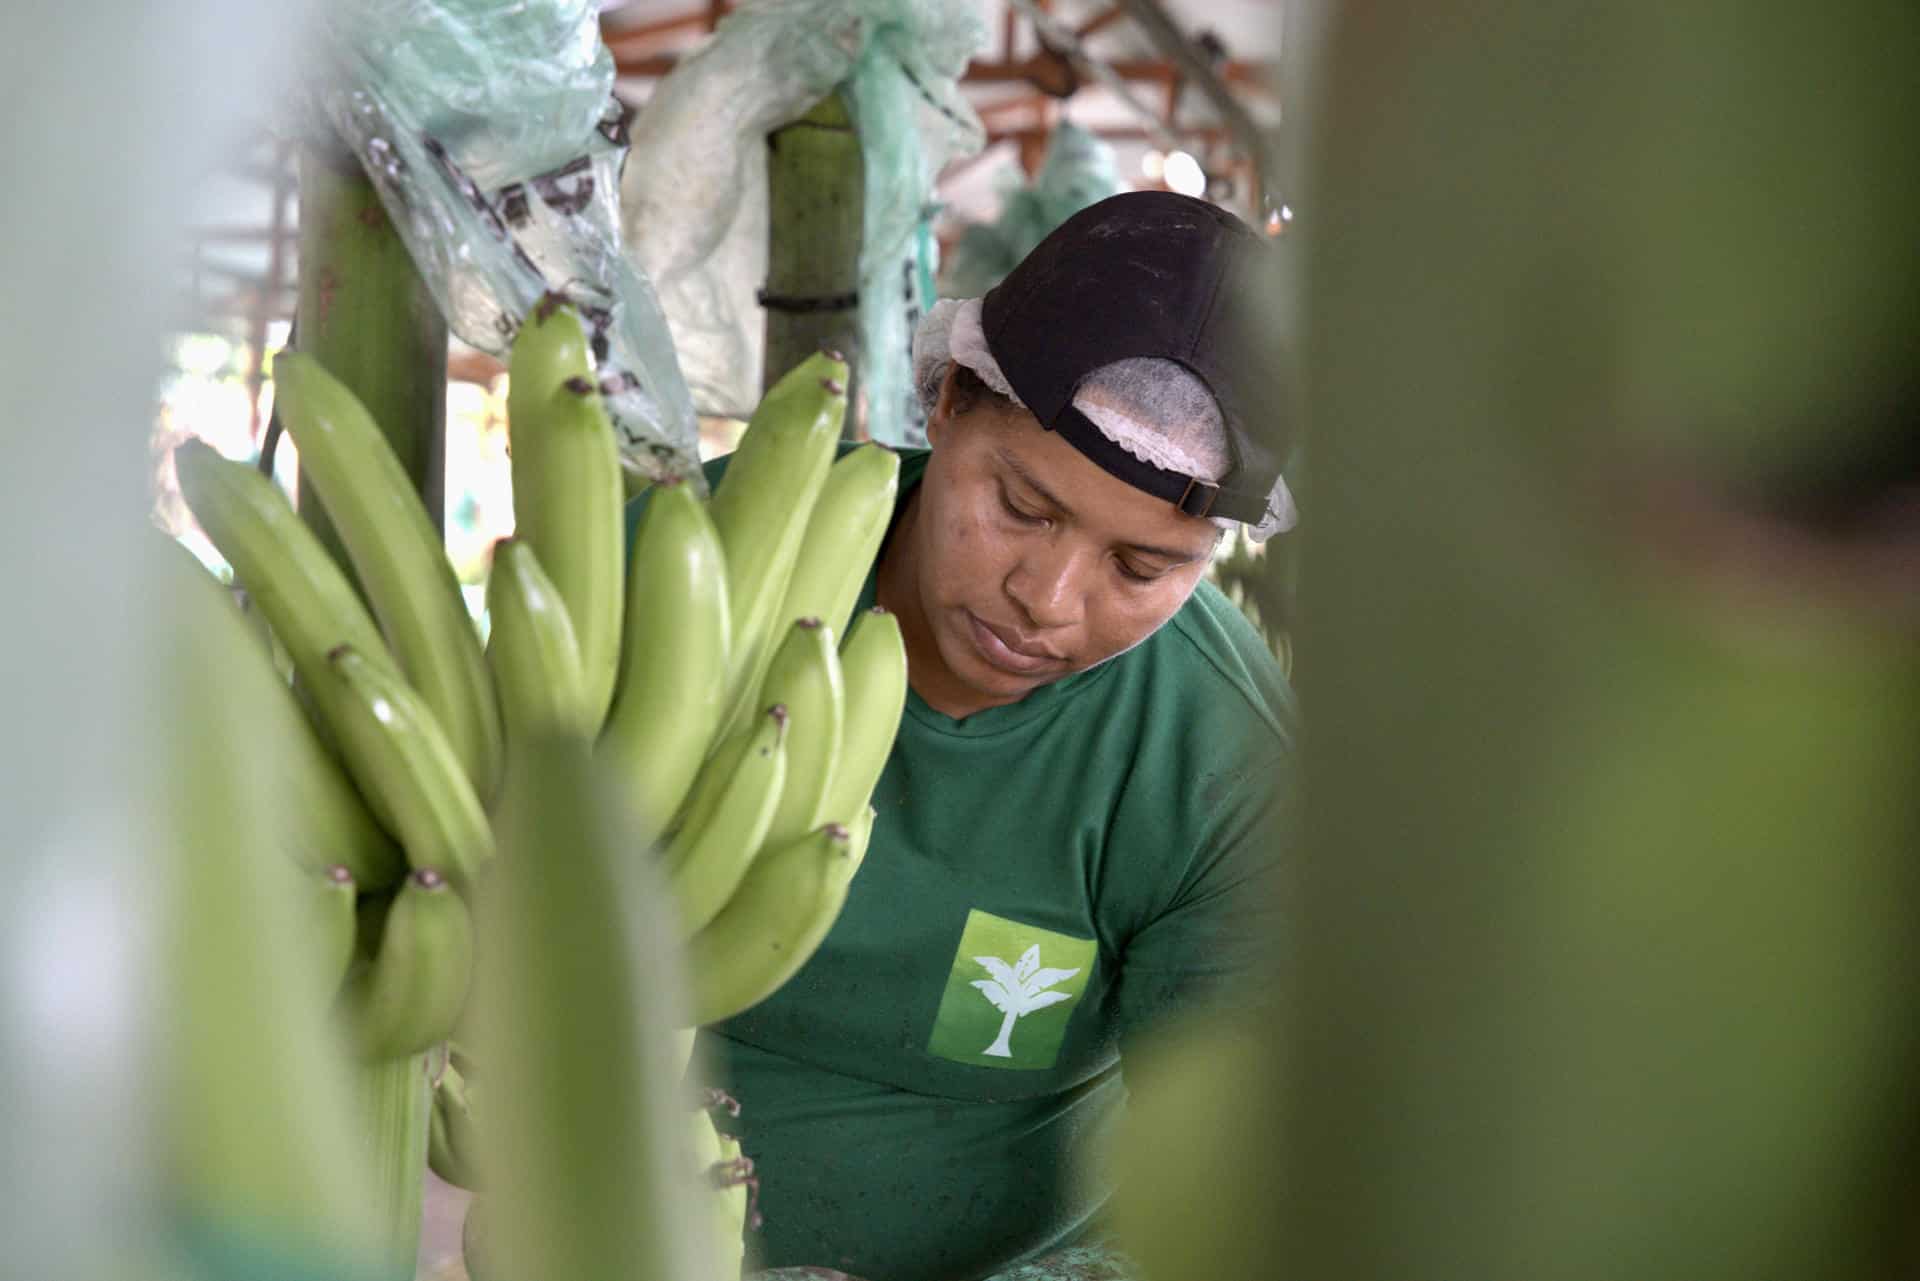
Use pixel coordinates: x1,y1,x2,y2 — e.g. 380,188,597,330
912,297,1297,539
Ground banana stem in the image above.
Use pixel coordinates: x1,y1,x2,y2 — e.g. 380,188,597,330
351,1052,433,1279
764,91,864,429
294,140,450,569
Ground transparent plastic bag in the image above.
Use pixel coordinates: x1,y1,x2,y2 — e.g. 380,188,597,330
940,122,1122,299
620,0,986,444
314,0,701,484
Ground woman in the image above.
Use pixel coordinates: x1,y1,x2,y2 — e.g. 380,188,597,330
706,190,1299,1281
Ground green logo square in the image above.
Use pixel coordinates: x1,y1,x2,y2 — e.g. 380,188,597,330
927,909,1096,1070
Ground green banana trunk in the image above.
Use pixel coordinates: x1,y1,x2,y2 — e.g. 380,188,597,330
764,92,864,405
347,1055,432,1281
293,144,448,572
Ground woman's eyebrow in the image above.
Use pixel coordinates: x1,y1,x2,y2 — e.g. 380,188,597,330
1123,539,1209,565
995,447,1074,517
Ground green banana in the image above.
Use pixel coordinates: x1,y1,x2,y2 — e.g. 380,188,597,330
600,478,733,844
660,708,789,939
684,822,862,1026
320,645,496,894
173,438,407,748
668,705,788,851
157,531,406,888
753,617,844,851
507,299,625,729
485,537,591,752
818,605,908,826
772,442,900,644
273,352,504,802
156,552,377,1260
707,351,849,731
346,868,475,1061
471,734,718,1281
313,865,359,996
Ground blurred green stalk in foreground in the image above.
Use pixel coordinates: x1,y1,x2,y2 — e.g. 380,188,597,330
1278,2,1920,1280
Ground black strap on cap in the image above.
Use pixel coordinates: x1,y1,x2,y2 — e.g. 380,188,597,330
1048,402,1272,523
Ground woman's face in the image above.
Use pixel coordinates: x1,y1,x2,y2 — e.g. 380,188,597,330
879,370,1220,719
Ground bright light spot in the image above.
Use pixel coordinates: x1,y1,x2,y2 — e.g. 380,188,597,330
1140,149,1166,180
1281,205,1294,221
373,696,395,725
1163,150,1205,197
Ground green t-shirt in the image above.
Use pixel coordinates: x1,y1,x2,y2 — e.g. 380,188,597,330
632,449,1296,1281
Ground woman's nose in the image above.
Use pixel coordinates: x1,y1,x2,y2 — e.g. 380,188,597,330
1006,543,1085,629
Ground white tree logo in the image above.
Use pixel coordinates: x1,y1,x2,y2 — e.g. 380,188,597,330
970,943,1081,1058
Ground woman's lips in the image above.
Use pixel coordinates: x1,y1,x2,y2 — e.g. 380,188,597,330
964,610,1061,675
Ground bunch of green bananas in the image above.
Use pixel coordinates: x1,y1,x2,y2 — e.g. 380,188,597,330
172,293,908,1274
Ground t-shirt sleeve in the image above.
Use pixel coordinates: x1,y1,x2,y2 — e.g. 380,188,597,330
1109,753,1294,1052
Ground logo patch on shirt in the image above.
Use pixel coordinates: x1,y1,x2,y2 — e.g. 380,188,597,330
927,909,1095,1070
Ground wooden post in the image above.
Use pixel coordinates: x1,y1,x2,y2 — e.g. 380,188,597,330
763,92,864,430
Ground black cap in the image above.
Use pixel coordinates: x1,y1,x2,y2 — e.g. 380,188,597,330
980,191,1286,525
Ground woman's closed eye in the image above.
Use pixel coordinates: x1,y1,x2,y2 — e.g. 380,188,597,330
999,488,1048,527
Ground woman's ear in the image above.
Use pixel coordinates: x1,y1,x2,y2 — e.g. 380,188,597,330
926,362,960,448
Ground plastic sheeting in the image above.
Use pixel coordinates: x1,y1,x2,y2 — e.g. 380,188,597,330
621,0,987,445
312,0,701,484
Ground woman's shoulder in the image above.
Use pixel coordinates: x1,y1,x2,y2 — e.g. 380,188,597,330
1150,579,1297,755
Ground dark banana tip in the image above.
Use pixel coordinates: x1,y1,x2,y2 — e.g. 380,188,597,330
562,375,594,396
868,605,890,616
325,643,351,662
823,822,851,842
411,868,447,891
797,616,822,629
818,345,846,362
533,291,567,323
821,377,847,396
325,865,355,887
767,703,789,728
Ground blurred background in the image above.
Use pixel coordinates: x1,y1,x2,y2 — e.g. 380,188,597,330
6,0,1916,1279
